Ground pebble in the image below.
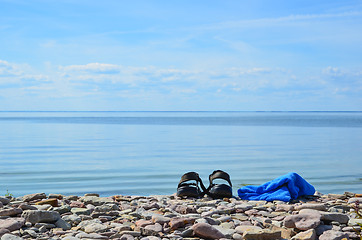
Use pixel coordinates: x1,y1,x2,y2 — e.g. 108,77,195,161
0,191,360,239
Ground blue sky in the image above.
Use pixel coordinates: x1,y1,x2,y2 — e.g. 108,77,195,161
1,0,362,111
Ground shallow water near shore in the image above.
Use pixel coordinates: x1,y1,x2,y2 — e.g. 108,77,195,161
0,111,361,197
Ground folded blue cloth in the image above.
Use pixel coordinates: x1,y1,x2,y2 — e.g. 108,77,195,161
237,172,315,202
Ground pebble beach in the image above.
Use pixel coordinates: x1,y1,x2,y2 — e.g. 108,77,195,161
0,192,361,240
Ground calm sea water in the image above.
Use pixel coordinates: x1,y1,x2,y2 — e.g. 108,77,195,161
0,111,361,197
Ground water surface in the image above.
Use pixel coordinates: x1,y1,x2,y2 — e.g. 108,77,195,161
0,111,361,197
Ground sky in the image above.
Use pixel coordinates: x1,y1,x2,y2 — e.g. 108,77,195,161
1,0,362,111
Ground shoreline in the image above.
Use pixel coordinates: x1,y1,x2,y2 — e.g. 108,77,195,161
0,192,361,240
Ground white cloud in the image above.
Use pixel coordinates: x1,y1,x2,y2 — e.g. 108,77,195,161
203,11,362,30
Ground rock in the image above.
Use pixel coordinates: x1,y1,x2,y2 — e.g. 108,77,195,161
318,230,350,240
141,223,163,236
80,196,113,206
84,222,108,233
151,215,170,225
192,222,225,239
70,207,92,215
315,224,333,235
291,229,316,240
69,201,85,208
348,218,362,226
169,217,195,230
119,231,141,237
0,228,10,237
18,204,37,211
0,218,25,231
135,219,153,228
242,229,282,240
48,193,63,199
284,209,321,230
52,205,71,214
119,234,135,240
320,212,349,224
347,197,362,204
175,205,196,214
54,218,71,230
75,232,108,239
62,214,81,226
35,198,58,207
213,225,236,238
232,233,243,240
275,204,294,212
235,225,262,234
21,210,60,224
295,204,327,211
235,203,254,211
0,197,10,205
0,233,24,240
0,208,22,217
22,193,46,202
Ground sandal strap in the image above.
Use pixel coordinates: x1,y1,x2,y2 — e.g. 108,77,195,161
178,172,207,193
209,170,232,187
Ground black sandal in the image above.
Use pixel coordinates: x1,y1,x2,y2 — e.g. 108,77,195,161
176,172,207,198
205,170,233,199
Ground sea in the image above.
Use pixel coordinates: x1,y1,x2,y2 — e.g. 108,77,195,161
0,111,361,197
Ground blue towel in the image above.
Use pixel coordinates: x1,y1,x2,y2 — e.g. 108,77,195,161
237,172,315,202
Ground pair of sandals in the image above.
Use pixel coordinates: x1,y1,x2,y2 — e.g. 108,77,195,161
176,170,233,199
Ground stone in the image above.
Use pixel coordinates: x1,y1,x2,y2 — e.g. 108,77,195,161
54,218,71,230
320,212,349,224
21,210,60,224
235,203,254,211
69,201,85,208
18,204,37,211
80,196,113,206
0,208,22,217
283,209,321,230
348,218,362,226
0,234,24,240
291,229,316,240
48,193,63,199
62,214,81,226
232,233,243,240
0,218,25,232
235,225,262,234
192,222,225,239
119,231,141,237
70,207,92,215
35,198,58,207
21,193,46,202
267,224,295,239
119,234,135,240
295,204,327,211
347,197,362,204
315,224,333,235
275,204,294,212
75,232,108,239
141,223,163,236
175,205,196,214
84,222,108,233
135,219,153,228
213,225,236,238
0,197,10,205
0,228,10,236
169,217,195,230
242,229,282,240
52,205,71,214
318,230,350,240
151,215,170,225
